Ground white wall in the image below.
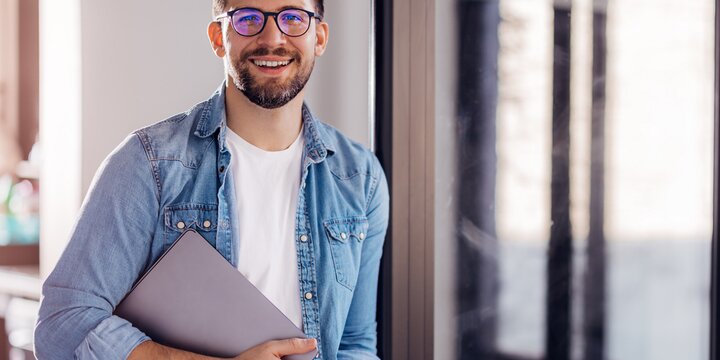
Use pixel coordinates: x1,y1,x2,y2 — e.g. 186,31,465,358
80,0,224,193
305,0,372,148
40,0,223,276
39,0,83,278
39,0,373,276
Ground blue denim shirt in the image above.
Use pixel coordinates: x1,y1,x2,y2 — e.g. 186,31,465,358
34,83,389,360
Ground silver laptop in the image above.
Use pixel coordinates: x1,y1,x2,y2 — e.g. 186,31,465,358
114,229,317,360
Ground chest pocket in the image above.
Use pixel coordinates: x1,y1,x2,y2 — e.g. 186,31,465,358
164,204,219,249
324,216,369,291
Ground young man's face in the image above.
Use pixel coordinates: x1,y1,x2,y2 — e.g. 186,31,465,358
210,0,329,109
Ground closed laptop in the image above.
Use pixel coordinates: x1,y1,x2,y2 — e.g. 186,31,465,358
114,229,317,359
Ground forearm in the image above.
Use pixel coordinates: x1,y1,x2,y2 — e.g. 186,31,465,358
35,306,149,360
128,341,225,360
33,134,163,359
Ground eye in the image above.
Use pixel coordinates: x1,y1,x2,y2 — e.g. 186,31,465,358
279,10,306,25
282,14,302,22
232,9,264,26
239,14,262,23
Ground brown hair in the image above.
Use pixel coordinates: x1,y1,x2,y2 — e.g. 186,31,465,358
213,1,324,18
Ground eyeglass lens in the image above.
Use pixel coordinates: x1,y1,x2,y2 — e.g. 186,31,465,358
231,9,311,37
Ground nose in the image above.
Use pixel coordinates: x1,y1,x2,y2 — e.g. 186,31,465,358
256,16,287,47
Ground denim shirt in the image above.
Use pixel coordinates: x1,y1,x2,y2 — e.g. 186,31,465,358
34,83,389,360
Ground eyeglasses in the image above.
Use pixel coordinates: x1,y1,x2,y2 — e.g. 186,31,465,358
214,7,322,38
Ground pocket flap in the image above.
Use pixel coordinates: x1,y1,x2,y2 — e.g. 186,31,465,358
323,217,369,243
164,204,219,232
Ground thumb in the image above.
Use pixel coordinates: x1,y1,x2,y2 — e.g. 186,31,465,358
273,338,317,356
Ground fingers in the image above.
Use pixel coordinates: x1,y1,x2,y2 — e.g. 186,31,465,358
268,337,317,356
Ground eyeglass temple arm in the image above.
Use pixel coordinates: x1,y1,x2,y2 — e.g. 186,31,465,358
213,13,229,22
213,11,322,22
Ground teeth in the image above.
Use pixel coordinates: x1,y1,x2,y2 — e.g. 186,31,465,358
253,60,291,68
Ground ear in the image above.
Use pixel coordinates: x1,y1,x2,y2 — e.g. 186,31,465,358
314,21,329,57
207,21,226,58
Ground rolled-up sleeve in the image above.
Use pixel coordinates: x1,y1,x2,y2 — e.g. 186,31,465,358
34,133,159,359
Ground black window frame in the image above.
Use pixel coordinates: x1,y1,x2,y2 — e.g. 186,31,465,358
712,1,719,359
374,0,393,357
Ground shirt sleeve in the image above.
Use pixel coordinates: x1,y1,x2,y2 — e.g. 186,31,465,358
337,155,389,359
34,133,159,360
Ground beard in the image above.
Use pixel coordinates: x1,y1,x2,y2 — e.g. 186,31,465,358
228,47,314,109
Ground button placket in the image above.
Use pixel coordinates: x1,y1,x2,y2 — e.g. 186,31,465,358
296,164,321,359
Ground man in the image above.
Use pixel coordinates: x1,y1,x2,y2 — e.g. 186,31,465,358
33,0,389,359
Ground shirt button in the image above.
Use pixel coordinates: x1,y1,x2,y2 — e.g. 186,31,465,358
177,221,186,229
359,232,366,240
219,166,225,173
305,292,313,300
340,232,347,240
300,234,308,242
203,220,212,228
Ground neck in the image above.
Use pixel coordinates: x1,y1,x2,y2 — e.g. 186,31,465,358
224,79,305,152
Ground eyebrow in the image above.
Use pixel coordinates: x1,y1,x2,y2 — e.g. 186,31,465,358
228,5,311,13
276,5,308,11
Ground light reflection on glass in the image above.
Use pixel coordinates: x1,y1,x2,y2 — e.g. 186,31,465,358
435,0,714,359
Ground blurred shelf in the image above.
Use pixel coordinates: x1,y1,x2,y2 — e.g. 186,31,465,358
0,244,38,267
0,265,40,300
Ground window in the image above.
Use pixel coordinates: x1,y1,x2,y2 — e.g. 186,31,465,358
434,0,715,358
382,0,718,358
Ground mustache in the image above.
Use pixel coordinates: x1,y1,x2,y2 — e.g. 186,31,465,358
240,47,301,62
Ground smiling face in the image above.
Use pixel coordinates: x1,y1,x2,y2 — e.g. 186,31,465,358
209,0,329,109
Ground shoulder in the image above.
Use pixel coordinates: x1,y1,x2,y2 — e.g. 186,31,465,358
315,121,384,181
130,99,216,168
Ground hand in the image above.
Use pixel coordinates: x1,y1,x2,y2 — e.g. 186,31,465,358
232,338,317,360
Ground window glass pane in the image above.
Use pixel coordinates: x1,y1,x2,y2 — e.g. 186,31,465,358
434,0,715,359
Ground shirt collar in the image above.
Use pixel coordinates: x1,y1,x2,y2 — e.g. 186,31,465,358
193,82,225,139
194,81,336,162
300,102,336,163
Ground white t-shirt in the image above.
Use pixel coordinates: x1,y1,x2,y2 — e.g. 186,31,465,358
226,128,304,329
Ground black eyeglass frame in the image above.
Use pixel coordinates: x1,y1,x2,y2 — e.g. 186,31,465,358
214,7,323,38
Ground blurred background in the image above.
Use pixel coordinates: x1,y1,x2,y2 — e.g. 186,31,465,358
0,0,716,359
434,0,714,359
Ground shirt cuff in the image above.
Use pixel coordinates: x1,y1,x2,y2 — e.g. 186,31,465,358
73,315,150,360
337,349,381,360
